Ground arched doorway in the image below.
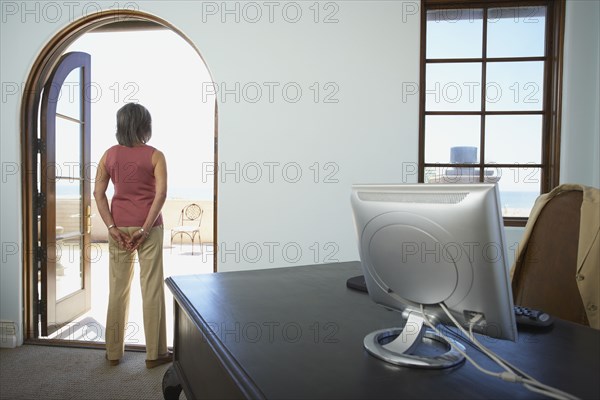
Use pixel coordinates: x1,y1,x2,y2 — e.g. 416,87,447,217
20,10,218,343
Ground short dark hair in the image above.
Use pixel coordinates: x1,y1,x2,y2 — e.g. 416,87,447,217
115,103,152,147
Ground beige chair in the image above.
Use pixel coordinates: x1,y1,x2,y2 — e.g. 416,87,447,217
511,189,590,327
170,204,204,255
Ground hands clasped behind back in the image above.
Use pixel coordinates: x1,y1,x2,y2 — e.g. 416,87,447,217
109,227,149,252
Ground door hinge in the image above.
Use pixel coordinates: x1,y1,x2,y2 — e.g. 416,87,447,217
36,138,45,154
36,192,46,214
36,246,46,263
37,299,44,315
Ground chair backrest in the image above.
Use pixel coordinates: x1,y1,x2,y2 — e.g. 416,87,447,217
512,190,589,326
179,203,203,227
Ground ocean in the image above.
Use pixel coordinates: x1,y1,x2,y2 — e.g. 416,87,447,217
499,191,539,210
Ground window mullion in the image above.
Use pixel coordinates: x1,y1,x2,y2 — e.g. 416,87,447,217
479,7,488,183
540,3,552,193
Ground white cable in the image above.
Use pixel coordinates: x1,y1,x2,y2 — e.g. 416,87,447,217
466,317,578,400
440,303,546,382
438,304,527,382
439,303,575,399
438,312,578,400
465,322,576,400
524,383,580,400
467,322,538,382
435,303,580,400
436,303,512,374
418,305,504,380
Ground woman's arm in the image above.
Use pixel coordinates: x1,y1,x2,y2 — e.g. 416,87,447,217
93,152,131,248
130,149,167,250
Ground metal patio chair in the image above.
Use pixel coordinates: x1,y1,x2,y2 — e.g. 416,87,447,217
170,203,204,255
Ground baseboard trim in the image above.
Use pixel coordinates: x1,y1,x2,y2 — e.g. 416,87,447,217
0,321,19,348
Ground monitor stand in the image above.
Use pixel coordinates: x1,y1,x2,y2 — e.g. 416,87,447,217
363,311,465,369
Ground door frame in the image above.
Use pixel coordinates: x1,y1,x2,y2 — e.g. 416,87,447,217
21,9,218,342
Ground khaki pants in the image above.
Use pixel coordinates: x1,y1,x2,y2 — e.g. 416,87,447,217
106,226,167,361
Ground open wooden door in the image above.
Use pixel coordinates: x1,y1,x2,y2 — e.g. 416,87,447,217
39,51,92,336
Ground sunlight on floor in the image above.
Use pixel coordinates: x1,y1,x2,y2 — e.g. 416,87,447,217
47,242,214,346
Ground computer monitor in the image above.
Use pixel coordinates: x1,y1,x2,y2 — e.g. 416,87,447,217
351,183,517,369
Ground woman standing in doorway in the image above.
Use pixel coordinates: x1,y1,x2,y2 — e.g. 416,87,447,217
94,103,171,368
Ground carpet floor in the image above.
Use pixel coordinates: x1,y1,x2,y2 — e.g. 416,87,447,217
0,345,181,400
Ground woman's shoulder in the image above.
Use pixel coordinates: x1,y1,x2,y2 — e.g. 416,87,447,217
130,143,159,153
104,144,120,159
144,145,164,157
108,144,155,152
106,144,126,154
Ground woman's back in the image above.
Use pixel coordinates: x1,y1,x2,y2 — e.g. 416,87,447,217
105,144,163,227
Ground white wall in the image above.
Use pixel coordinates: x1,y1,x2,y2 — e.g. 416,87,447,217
1,0,599,345
561,0,600,188
1,0,66,345
201,4,421,271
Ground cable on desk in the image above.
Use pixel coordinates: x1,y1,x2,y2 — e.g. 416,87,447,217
418,304,580,400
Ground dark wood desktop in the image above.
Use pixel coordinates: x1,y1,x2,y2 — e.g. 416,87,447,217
163,261,600,399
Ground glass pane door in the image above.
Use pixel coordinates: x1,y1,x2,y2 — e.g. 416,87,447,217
40,52,92,336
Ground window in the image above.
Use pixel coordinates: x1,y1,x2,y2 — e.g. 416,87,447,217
419,0,565,225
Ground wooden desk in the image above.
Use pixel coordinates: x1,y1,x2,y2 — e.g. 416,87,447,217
163,262,600,399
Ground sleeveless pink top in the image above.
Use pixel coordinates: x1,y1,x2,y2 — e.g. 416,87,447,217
105,144,163,227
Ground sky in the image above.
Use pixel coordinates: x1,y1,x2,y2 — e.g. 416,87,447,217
424,6,546,209
65,29,215,200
